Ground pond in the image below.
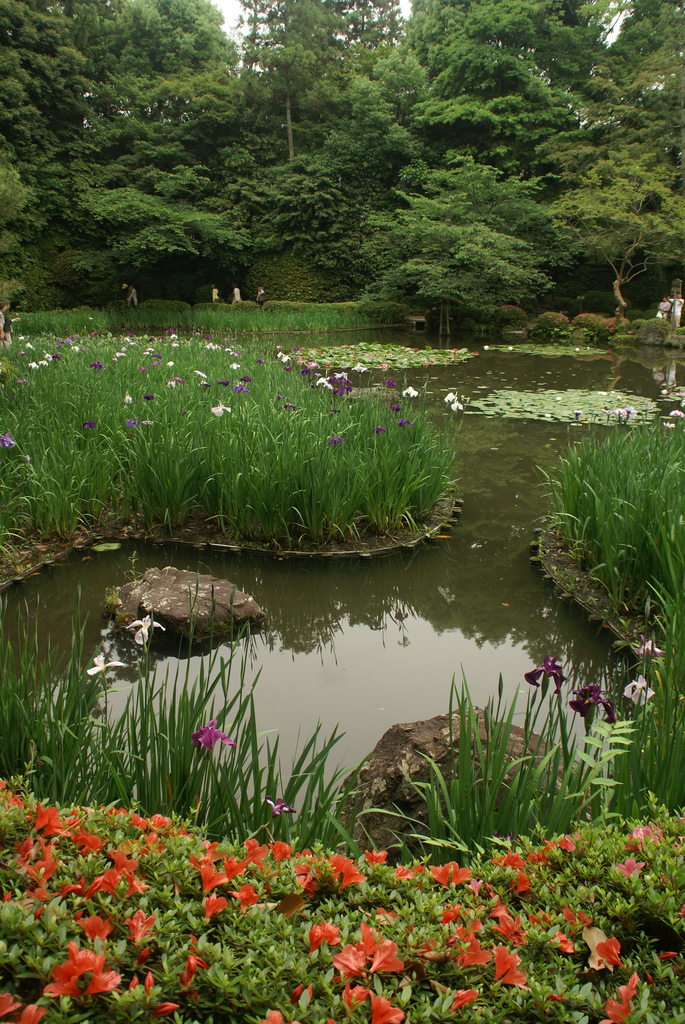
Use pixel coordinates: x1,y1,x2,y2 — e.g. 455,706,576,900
5,333,683,771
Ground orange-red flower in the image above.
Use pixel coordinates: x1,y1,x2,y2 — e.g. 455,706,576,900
269,841,293,862
43,942,121,999
342,983,370,1008
450,989,479,1009
369,940,404,974
199,863,228,891
205,895,228,920
243,839,268,868
332,943,367,978
125,910,156,941
0,993,21,1017
596,938,623,969
457,938,491,968
492,913,527,946
329,854,365,889
309,921,341,953
230,883,260,911
151,1003,181,1018
365,850,388,865
600,972,639,1024
552,931,574,954
430,861,472,887
493,945,527,987
370,994,405,1024
79,915,114,943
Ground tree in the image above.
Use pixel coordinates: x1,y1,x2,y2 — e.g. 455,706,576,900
365,158,553,322
405,0,603,174
240,0,341,161
553,151,685,320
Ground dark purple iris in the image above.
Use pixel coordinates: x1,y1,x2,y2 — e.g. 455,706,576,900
89,361,104,370
328,436,345,445
143,393,154,401
524,656,567,694
284,365,292,372
51,353,61,361
218,380,231,386
398,419,414,428
233,383,249,394
568,685,616,723
266,796,295,818
82,421,96,429
256,358,264,364
284,402,296,410
373,425,387,434
385,378,396,388
240,376,252,383
126,418,139,427
390,405,401,413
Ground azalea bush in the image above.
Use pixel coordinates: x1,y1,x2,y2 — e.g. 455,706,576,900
572,313,619,343
1,783,685,1023
531,311,573,344
0,333,459,547
495,305,527,332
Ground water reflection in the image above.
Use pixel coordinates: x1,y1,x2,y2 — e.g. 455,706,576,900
5,340,674,767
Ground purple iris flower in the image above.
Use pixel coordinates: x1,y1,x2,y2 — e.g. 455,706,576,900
126,418,139,427
200,381,210,388
143,393,154,401
191,718,236,751
284,402,296,410
636,635,665,659
398,419,414,428
233,383,249,394
328,436,345,445
51,353,61,361
330,408,340,414
284,365,292,372
82,421,96,429
385,378,396,387
89,361,104,370
240,376,252,383
0,433,16,448
256,358,264,364
568,685,616,723
266,796,295,818
218,380,231,386
373,425,387,434
390,405,401,413
524,656,566,694
276,393,284,400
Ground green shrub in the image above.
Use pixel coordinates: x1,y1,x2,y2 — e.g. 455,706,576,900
354,300,411,324
1,784,684,1023
495,305,527,331
571,313,619,343
583,289,617,315
245,253,327,302
194,284,213,303
136,299,192,313
531,311,573,343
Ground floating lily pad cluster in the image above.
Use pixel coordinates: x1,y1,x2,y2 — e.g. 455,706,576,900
484,343,610,358
467,388,658,423
296,342,474,370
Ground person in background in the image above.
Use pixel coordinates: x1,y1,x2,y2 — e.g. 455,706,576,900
256,284,266,310
0,301,18,348
232,283,242,304
656,295,672,318
674,297,684,327
122,283,138,307
211,284,219,303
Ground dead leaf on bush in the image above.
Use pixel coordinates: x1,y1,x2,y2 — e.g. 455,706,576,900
583,926,611,970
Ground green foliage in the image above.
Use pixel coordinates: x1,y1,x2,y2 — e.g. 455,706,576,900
495,305,527,331
531,311,573,343
246,252,327,302
0,333,456,545
572,313,619,343
354,300,410,323
2,784,685,1021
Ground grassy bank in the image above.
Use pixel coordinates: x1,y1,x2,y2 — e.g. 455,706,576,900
11,300,410,337
0,333,458,550
546,416,685,685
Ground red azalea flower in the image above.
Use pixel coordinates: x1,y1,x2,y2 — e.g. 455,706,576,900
493,946,527,987
125,910,156,941
151,1003,181,1018
309,921,341,953
450,989,479,1009
329,854,365,888
365,849,388,865
205,894,228,920
230,883,260,911
370,994,405,1024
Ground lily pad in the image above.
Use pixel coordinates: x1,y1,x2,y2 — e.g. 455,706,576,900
294,342,475,370
467,388,659,423
483,343,610,358
92,542,122,552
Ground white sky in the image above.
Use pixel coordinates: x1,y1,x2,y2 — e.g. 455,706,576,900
213,0,413,35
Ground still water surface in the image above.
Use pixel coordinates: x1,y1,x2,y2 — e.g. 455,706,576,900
5,335,683,770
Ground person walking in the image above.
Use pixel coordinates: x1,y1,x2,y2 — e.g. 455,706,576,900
0,301,18,348
122,283,138,307
231,283,242,304
256,284,266,310
211,284,220,303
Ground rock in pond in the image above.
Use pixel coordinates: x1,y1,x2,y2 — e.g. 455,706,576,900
346,710,547,858
115,566,264,640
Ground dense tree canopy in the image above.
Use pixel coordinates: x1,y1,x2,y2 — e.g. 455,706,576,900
0,0,683,314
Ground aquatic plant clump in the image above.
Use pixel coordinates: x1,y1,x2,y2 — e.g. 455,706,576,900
0,333,459,547
468,388,658,422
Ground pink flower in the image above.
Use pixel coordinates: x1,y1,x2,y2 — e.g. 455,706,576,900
616,858,645,877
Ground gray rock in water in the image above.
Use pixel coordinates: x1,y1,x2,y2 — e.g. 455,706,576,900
345,711,548,859
634,320,670,345
116,566,264,639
